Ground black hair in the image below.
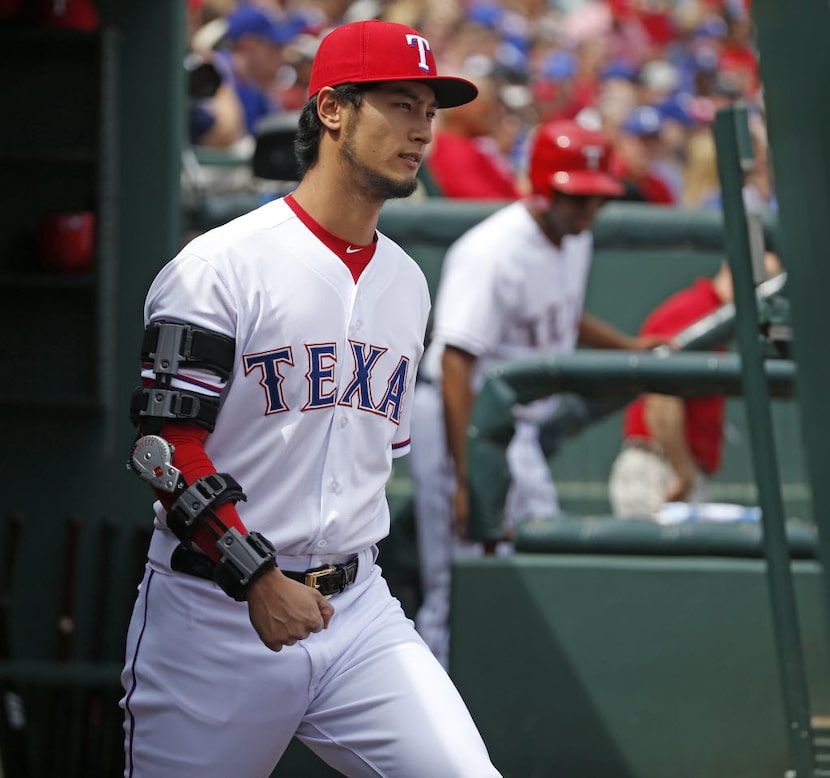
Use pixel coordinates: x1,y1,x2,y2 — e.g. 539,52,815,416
294,83,368,178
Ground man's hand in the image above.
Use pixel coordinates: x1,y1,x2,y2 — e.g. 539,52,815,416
632,333,673,350
665,464,697,503
245,567,334,652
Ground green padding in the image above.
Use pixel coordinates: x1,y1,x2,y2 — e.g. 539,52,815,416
378,199,504,244
514,515,818,558
467,351,796,542
377,199,779,251
592,200,779,250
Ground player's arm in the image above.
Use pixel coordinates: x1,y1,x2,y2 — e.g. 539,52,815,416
128,320,332,649
643,392,698,502
577,312,668,350
441,344,478,537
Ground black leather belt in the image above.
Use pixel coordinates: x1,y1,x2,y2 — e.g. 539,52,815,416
170,544,359,597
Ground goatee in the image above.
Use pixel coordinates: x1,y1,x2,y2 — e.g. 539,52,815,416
339,120,418,201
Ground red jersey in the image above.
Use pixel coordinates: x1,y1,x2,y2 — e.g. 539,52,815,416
622,278,726,473
426,132,521,200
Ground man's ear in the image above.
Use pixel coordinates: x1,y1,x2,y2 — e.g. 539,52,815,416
317,87,343,131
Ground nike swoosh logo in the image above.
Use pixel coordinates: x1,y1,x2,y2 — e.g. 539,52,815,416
345,246,363,254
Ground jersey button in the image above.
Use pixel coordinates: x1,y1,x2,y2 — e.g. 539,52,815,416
340,417,349,428
317,539,328,548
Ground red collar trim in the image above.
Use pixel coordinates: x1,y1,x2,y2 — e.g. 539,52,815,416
285,193,377,282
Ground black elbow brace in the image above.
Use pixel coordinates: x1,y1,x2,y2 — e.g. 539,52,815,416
212,529,277,601
166,472,246,542
167,473,277,602
129,320,236,434
142,319,235,380
128,435,275,601
166,472,278,600
168,475,276,600
130,387,221,433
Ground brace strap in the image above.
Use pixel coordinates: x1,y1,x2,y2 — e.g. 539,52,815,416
212,529,277,601
166,473,246,542
142,320,236,382
130,387,220,432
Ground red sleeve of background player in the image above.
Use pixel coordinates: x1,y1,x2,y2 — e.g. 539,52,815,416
153,420,248,560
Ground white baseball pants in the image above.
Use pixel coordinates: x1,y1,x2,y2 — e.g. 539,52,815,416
120,531,500,777
410,382,558,670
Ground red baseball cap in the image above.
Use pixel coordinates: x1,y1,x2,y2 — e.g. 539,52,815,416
308,21,478,108
530,119,623,198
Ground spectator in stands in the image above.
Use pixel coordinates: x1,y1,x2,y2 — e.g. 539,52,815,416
214,4,301,135
608,251,783,519
410,118,664,668
743,112,778,213
611,103,678,204
718,1,761,103
181,0,765,201
185,51,248,148
682,127,721,209
424,69,523,200
185,0,248,148
276,33,319,112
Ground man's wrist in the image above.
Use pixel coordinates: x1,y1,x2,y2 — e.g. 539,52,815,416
212,529,277,601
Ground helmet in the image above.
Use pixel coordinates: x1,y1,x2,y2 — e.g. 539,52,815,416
529,119,623,199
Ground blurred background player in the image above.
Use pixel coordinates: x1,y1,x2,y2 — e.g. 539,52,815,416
409,118,665,669
608,251,783,519
424,68,523,200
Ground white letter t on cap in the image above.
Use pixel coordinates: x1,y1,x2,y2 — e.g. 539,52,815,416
405,34,432,73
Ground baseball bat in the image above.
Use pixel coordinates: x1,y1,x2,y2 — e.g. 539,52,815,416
57,515,82,663
80,518,117,777
45,514,83,777
0,511,32,778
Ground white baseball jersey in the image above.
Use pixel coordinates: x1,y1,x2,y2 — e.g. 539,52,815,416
411,200,593,666
142,196,430,556
420,200,593,392
124,197,501,778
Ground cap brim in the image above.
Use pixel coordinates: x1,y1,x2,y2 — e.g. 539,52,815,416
335,75,477,108
309,76,478,109
550,170,624,197
419,77,478,108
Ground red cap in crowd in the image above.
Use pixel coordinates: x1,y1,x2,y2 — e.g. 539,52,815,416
308,20,478,108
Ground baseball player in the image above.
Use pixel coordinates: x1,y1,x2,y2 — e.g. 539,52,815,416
410,119,665,669
608,252,783,518
120,20,500,778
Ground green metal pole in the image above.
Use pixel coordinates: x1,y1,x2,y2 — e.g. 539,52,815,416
714,104,814,776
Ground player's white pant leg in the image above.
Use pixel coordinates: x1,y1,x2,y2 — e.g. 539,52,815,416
297,567,501,777
409,381,455,669
120,561,311,777
504,420,559,526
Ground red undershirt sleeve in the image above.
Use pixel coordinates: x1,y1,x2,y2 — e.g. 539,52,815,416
152,420,248,560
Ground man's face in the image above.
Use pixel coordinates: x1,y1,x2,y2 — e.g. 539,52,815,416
246,36,285,84
338,81,438,202
540,192,606,242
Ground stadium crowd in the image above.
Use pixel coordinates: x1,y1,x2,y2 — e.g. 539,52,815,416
184,0,772,210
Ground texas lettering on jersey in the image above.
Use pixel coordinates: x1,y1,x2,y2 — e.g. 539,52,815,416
243,339,411,424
